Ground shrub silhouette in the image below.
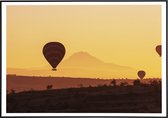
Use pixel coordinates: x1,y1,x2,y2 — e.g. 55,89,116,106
79,84,83,88
89,85,92,88
120,82,128,86
10,89,15,94
133,79,141,86
97,84,102,87
46,85,53,90
111,79,116,86
102,84,107,87
150,80,160,86
29,88,34,92
149,80,161,93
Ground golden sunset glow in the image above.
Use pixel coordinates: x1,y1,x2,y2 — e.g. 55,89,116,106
7,5,161,78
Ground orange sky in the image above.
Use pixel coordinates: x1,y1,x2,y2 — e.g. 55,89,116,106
7,5,161,78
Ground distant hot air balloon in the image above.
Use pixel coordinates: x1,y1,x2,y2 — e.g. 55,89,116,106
137,70,145,80
43,42,65,71
155,45,161,57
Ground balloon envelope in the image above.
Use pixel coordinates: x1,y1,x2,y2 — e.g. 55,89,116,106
155,45,161,57
137,70,145,80
43,42,65,70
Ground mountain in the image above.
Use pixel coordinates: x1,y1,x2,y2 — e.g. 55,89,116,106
60,51,104,67
7,51,136,78
60,51,132,70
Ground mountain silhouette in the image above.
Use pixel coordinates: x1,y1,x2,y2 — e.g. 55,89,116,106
59,51,133,70
7,51,135,78
59,51,104,67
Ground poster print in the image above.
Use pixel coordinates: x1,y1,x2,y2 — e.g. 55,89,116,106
1,1,167,117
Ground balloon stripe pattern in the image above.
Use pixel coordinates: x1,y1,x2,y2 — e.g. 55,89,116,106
44,45,65,53
43,42,65,70
44,51,64,60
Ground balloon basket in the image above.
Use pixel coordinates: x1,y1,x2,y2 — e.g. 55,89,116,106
52,68,57,71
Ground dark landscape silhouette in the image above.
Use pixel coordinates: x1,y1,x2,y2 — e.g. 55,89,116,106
7,75,161,113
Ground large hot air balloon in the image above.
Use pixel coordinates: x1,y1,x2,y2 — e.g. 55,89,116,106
137,70,145,80
155,45,161,57
43,42,65,71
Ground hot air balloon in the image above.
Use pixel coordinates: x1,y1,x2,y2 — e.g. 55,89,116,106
137,70,145,80
155,45,161,57
43,42,65,71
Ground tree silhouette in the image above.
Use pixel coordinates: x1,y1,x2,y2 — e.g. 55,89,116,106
111,79,116,86
133,79,141,86
46,85,53,90
149,80,161,93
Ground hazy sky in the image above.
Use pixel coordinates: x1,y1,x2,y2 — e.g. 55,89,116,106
7,5,161,78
